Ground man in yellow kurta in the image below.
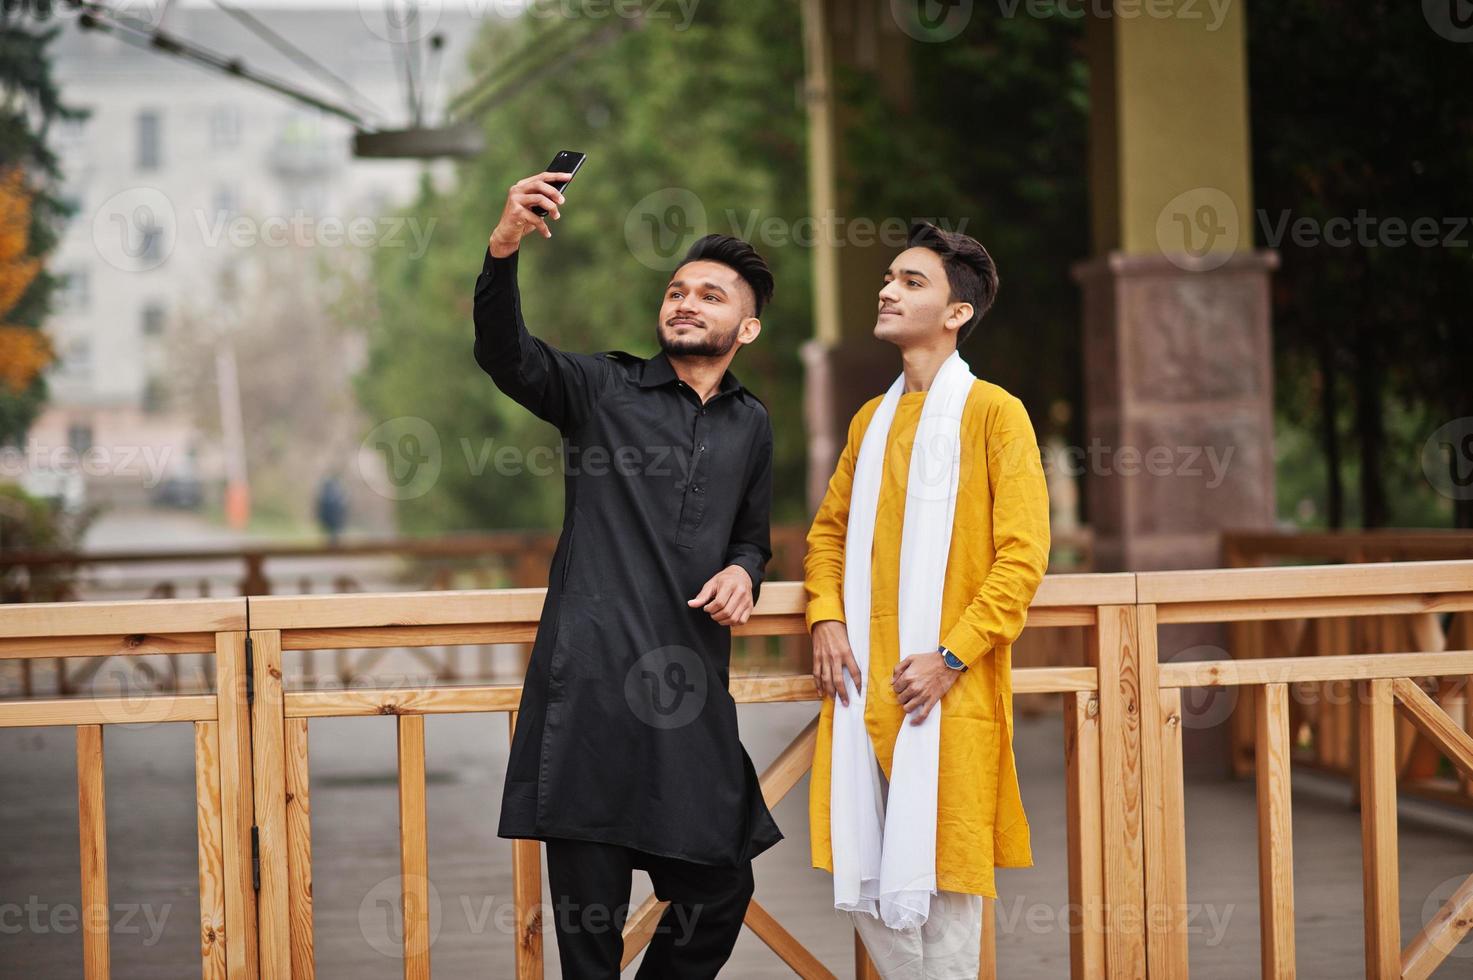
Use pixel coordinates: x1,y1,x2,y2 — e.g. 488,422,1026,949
805,222,1050,975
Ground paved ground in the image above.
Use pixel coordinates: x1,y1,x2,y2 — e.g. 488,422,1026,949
5,693,1473,978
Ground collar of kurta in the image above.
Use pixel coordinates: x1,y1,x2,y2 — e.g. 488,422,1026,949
637,350,746,397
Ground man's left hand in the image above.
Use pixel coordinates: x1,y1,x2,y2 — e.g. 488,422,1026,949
892,652,961,725
688,565,755,626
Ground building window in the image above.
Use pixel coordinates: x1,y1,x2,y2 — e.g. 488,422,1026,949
141,301,166,337
67,423,93,455
142,376,168,414
212,184,238,218
211,104,241,149
62,268,90,311
63,338,92,375
137,109,162,170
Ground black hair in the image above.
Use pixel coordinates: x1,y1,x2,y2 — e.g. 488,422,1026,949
678,234,775,317
906,221,999,344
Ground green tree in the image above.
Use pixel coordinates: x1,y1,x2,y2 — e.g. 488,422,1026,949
0,7,87,447
357,4,811,533
1251,0,1473,528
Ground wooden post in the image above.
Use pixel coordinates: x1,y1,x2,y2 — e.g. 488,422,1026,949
1064,689,1105,979
214,631,259,980
508,711,544,979
1359,677,1400,978
1256,683,1296,978
398,714,432,980
1136,604,1188,978
1088,605,1146,978
77,724,111,980
285,717,315,978
194,721,228,980
250,630,291,979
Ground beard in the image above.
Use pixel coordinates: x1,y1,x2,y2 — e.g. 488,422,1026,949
657,320,740,358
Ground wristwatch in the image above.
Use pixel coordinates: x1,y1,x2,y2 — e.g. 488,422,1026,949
939,645,968,671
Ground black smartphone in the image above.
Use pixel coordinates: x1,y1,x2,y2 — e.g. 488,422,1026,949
532,150,586,217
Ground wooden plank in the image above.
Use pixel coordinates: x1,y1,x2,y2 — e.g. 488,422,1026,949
1156,592,1473,624
979,896,996,980
0,632,216,661
250,631,290,980
283,670,1099,721
214,632,258,980
1392,677,1473,781
1089,605,1145,978
277,611,1092,652
759,713,819,807
1159,650,1473,688
285,717,315,979
1359,678,1400,978
398,714,432,980
251,575,1138,632
0,694,216,728
1063,690,1105,979
1401,869,1473,980
742,897,835,979
620,893,670,969
507,713,544,980
1135,605,1188,978
76,724,111,980
286,685,524,718
194,721,228,980
0,597,246,639
1138,559,1473,605
1255,684,1296,979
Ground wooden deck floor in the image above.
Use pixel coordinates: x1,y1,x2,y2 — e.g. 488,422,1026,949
4,698,1473,977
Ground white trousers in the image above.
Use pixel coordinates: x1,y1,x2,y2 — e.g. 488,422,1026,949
848,769,984,979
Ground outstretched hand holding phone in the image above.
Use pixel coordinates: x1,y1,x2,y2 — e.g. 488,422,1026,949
488,151,586,257
487,170,571,257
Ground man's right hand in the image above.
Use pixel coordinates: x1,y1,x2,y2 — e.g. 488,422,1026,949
812,619,863,707
487,171,574,257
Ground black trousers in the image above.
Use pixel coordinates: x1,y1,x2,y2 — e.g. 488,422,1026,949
543,837,755,979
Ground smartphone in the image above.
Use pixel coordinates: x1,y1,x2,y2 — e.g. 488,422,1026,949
532,150,586,217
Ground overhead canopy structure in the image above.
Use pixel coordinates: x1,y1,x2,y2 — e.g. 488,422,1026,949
64,0,638,159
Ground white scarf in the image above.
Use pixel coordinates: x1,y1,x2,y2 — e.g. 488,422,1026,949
830,350,975,930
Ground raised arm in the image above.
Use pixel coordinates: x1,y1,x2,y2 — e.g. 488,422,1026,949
939,396,1051,668
472,171,609,431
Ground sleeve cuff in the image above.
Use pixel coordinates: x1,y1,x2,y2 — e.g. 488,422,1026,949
940,624,990,669
726,554,767,604
805,594,847,632
480,245,518,280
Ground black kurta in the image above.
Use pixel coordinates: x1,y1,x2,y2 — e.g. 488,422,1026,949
474,246,784,867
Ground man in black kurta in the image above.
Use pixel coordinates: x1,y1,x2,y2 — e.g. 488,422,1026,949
474,170,783,978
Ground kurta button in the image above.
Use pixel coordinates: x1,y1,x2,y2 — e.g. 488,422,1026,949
699,444,706,452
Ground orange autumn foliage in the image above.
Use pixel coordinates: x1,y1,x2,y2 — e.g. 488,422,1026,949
0,166,51,392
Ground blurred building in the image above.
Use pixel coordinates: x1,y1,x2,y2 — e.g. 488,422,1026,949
31,2,481,512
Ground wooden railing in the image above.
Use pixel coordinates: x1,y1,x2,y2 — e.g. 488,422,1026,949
5,558,1472,978
1,527,1093,700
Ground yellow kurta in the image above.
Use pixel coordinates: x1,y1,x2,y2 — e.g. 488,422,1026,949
805,378,1050,898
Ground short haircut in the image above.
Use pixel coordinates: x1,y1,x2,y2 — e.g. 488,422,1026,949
906,221,999,344
678,234,775,317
